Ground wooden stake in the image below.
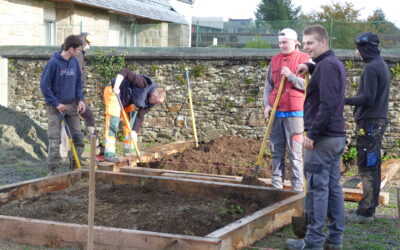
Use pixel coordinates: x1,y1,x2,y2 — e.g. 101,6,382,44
87,135,96,250
397,187,400,220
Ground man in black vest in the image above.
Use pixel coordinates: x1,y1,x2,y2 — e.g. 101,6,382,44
103,68,166,162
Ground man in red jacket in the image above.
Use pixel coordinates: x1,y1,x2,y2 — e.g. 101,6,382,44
263,28,310,191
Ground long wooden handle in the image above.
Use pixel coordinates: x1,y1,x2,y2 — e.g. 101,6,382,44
185,68,199,147
255,76,286,166
114,93,142,160
87,135,96,250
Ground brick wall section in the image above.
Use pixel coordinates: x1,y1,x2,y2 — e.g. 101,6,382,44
4,47,400,155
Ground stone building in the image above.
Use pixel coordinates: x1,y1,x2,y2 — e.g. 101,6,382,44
0,0,192,47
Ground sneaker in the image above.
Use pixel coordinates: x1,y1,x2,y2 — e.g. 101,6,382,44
324,242,342,250
285,239,323,250
104,156,121,163
345,212,374,223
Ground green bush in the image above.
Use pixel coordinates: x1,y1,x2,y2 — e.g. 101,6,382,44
245,36,271,49
91,49,127,83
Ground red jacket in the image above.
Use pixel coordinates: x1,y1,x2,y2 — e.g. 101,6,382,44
269,49,309,112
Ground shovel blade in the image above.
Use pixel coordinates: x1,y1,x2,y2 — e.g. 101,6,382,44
292,215,307,238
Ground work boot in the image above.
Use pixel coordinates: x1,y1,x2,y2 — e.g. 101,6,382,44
104,156,121,163
345,212,374,223
285,239,323,250
97,143,105,156
324,242,342,250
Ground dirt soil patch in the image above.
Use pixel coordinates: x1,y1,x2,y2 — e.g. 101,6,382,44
147,136,277,178
0,180,262,237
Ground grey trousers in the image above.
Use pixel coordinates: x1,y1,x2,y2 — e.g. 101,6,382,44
46,104,84,170
269,117,304,191
304,136,346,247
59,102,96,157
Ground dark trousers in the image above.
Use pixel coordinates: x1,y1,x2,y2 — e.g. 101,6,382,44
355,119,387,217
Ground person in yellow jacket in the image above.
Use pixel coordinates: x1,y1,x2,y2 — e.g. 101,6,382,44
103,68,166,162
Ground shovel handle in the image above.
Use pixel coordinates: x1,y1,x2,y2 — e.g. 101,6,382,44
185,68,199,147
114,93,142,160
255,76,286,167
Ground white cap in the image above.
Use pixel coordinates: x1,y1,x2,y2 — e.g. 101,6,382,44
279,28,301,45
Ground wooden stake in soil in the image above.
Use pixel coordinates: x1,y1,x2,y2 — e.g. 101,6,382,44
87,135,96,250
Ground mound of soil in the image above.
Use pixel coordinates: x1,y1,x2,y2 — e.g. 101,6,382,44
148,136,276,178
0,180,262,236
0,105,47,165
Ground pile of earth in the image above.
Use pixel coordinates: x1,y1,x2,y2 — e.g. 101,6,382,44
0,180,262,236
147,136,277,179
0,105,47,165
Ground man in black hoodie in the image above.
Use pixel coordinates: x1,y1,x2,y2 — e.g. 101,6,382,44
345,32,391,223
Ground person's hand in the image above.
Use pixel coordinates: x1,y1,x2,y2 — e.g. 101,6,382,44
56,104,67,113
264,106,272,119
296,64,309,76
303,136,314,150
113,87,120,95
281,66,292,78
77,101,86,114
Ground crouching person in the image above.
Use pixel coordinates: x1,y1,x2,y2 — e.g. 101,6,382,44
103,68,166,162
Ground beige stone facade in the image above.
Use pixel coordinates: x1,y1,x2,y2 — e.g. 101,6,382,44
0,0,189,47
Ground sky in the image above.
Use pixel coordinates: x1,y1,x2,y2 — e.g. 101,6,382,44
192,0,399,26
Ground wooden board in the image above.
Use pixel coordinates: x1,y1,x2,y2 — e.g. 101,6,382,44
342,188,390,205
0,170,303,250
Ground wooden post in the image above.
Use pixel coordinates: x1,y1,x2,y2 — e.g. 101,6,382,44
87,135,96,250
397,187,400,220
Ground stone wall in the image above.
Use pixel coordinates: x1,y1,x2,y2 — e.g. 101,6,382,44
3,47,400,155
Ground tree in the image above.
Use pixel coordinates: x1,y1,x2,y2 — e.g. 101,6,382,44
307,1,361,22
255,0,301,29
367,9,400,49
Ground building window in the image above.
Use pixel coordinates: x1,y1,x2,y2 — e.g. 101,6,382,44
44,20,55,46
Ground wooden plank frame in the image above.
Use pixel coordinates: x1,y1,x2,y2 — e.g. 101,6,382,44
0,170,304,250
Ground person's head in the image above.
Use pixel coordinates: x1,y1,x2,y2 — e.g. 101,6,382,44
278,28,300,54
62,35,83,57
302,25,330,59
149,88,166,105
79,32,94,51
354,32,380,62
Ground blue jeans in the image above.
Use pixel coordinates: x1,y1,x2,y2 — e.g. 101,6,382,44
304,136,346,247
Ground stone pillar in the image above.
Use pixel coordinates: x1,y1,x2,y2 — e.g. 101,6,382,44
0,57,8,107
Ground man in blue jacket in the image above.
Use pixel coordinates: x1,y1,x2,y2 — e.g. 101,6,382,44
345,32,391,223
285,25,347,250
40,35,86,175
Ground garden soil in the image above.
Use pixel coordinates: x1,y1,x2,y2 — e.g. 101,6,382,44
146,136,279,179
0,106,49,184
0,180,262,237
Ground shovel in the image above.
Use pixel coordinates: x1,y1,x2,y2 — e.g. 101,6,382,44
241,76,286,185
59,113,81,169
114,92,142,162
292,73,310,238
185,68,199,147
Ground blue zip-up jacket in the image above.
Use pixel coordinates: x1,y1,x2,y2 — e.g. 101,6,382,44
305,50,346,141
40,52,83,107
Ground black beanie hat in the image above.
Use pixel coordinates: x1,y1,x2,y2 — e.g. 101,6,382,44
354,32,379,47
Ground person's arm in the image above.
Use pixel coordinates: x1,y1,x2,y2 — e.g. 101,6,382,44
263,66,274,118
307,62,341,141
345,67,378,106
40,62,59,107
282,66,305,90
263,66,274,107
132,108,150,132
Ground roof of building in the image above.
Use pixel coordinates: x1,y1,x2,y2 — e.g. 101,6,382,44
176,0,195,4
66,0,188,24
192,16,224,29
